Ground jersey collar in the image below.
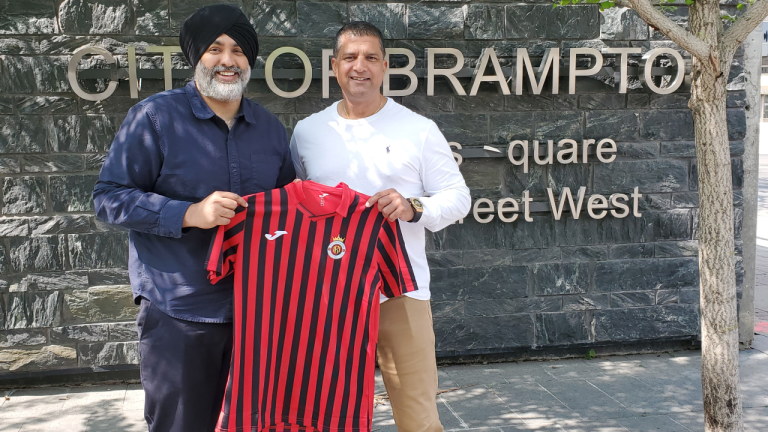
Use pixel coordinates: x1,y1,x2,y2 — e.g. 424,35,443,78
288,180,355,219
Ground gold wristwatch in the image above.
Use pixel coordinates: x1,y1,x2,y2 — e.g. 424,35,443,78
408,198,423,223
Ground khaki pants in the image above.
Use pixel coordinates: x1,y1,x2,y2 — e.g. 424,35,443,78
377,296,444,432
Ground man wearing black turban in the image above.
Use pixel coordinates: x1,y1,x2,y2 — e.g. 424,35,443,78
93,5,295,432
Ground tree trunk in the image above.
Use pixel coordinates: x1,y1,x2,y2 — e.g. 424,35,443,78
689,1,743,430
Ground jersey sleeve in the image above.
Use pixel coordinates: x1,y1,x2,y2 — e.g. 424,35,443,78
375,220,418,298
206,207,247,284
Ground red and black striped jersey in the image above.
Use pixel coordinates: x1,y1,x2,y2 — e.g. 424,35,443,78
206,180,418,432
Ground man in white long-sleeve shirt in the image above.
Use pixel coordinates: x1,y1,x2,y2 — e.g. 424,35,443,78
290,21,470,432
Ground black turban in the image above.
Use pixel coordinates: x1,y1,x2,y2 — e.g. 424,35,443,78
179,4,259,69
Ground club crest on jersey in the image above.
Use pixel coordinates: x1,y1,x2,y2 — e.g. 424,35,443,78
327,235,346,260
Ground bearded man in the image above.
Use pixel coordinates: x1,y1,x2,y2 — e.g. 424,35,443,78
93,5,295,431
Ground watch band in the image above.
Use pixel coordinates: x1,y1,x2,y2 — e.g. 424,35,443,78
407,198,423,223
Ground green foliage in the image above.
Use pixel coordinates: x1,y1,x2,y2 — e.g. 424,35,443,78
552,0,754,15
584,349,597,360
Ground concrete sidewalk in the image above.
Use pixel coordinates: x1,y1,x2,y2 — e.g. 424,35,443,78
1,338,767,432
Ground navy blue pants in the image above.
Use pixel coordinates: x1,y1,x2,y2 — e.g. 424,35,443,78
137,299,233,432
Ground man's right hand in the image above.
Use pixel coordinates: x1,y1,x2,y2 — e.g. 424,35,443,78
183,191,248,229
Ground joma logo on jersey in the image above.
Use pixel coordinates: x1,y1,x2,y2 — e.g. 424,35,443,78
327,236,346,259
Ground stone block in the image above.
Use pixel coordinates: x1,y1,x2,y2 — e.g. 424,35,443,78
29,215,92,236
433,113,487,146
0,56,35,93
726,91,746,108
579,94,625,110
135,0,172,35
108,322,137,340
654,209,692,240
59,0,132,34
17,271,89,291
489,112,534,144
616,142,660,159
627,94,649,109
535,311,589,345
593,159,688,194
459,159,503,196
609,244,654,259
402,96,452,114
462,248,561,267
63,285,137,324
0,328,47,348
4,291,60,329
585,110,639,142
434,314,534,352
730,140,744,156
680,289,699,304
31,56,70,93
649,93,690,109
247,1,298,37
349,3,407,39
0,37,38,55
672,192,698,208
594,258,699,292
85,154,106,171
561,246,608,261
535,111,583,140
505,162,546,196
640,110,694,140
50,323,108,343
465,296,561,316
497,216,557,250
296,1,347,38
0,116,46,153
727,109,746,140
555,213,656,246
407,4,464,39
88,268,130,286
547,163,590,195
506,5,599,39
17,96,77,115
655,240,699,258
48,114,119,153
532,262,589,296
169,0,243,32
0,96,11,114
77,341,139,366
600,8,648,40
431,301,463,319
8,236,63,273
732,158,744,189
0,345,77,372
49,175,98,212
505,95,554,111
431,266,528,301
610,291,656,308
563,294,610,311
593,305,699,341
661,141,695,157
656,289,679,305
0,218,29,236
0,156,20,173
426,251,462,268
0,0,59,34
68,232,128,269
23,155,85,173
455,93,504,112
464,4,504,40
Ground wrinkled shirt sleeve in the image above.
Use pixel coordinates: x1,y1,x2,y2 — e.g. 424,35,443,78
93,104,192,238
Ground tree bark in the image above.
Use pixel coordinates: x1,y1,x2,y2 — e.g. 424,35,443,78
688,1,743,431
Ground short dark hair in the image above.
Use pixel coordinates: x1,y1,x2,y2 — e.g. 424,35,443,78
333,21,385,58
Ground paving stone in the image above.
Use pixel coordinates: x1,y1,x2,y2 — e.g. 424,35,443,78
618,415,694,431
588,376,686,415
491,381,580,423
537,379,633,419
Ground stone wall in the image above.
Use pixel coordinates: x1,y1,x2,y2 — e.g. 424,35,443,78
0,0,749,376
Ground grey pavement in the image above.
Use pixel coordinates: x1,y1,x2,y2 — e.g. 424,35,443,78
2,343,768,431
4,134,768,432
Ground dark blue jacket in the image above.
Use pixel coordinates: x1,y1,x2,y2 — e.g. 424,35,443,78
93,81,295,322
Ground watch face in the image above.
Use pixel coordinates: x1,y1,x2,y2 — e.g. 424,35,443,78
411,198,424,211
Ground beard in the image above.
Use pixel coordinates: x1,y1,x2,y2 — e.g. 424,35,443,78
194,62,250,102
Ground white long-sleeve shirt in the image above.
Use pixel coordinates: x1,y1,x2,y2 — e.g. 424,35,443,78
290,98,471,301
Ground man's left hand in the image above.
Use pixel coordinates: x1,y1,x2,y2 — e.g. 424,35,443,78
366,189,414,222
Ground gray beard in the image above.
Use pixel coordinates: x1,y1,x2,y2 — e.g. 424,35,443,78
194,63,250,102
